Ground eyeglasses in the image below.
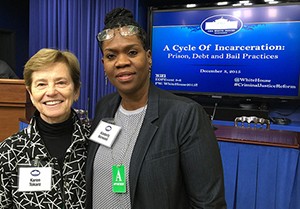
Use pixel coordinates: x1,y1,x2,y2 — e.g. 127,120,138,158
97,25,139,42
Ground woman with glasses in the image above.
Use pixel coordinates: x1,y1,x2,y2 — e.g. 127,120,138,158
0,48,89,208
86,8,227,209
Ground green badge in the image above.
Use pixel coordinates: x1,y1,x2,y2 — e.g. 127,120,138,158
112,165,126,193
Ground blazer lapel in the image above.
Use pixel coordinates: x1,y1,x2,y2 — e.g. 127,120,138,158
129,84,159,204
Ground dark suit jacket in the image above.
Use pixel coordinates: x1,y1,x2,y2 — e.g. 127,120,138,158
86,84,226,209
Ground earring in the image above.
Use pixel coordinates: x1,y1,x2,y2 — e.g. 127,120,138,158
105,74,108,86
148,65,152,78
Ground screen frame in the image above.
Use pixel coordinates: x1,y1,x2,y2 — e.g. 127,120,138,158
147,2,300,103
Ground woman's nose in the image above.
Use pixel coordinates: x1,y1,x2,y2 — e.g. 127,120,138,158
115,54,130,67
46,85,58,95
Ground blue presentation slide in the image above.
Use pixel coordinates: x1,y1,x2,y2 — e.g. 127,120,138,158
150,5,300,97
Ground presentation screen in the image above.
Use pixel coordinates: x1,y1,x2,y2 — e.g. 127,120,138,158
149,4,300,100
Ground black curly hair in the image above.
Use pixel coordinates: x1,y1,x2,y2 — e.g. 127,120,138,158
98,8,148,51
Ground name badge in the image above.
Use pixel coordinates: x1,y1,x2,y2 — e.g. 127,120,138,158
89,120,121,147
18,167,52,191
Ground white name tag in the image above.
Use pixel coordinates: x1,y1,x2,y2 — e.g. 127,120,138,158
18,167,52,192
89,120,121,147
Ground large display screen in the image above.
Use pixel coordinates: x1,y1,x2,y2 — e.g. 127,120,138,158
149,4,300,100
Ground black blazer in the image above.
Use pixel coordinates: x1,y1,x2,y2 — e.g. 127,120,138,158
86,84,226,209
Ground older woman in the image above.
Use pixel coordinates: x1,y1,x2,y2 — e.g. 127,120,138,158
0,48,89,208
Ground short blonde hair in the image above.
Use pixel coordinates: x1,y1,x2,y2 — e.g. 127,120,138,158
24,48,81,92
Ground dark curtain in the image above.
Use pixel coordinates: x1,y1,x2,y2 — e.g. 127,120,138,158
29,0,138,118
